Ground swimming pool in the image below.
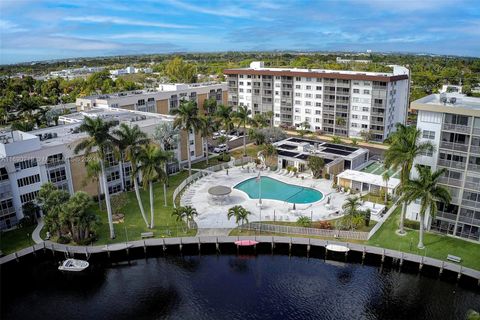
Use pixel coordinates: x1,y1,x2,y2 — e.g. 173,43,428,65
234,176,323,204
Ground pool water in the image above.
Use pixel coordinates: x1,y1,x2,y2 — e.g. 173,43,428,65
234,176,323,204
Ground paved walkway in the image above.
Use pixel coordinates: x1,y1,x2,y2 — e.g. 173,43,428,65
196,228,232,237
32,218,44,244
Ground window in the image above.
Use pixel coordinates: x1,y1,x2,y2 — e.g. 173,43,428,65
47,153,63,165
247,82,251,85
362,115,368,120
239,75,244,78
353,81,360,85
108,184,122,194
363,89,370,94
295,100,301,105
305,101,312,106
362,107,369,112
361,124,368,129
295,77,301,81
306,77,312,82
352,114,359,119
14,159,38,170
315,110,321,115
305,117,311,122
239,81,244,85
351,123,358,128
420,149,434,157
107,171,120,182
17,174,40,187
363,81,371,86
0,168,8,181
20,191,39,203
294,116,301,121
305,93,312,98
295,85,301,89
316,86,322,90
352,106,359,111
315,94,322,99
315,118,321,123
295,92,301,97
422,130,435,140
295,108,301,113
137,99,145,106
305,109,311,114
315,102,322,107
0,199,14,216
49,168,67,183
306,85,312,90
353,89,360,93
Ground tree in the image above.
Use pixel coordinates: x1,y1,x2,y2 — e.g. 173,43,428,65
265,110,274,128
400,165,451,249
61,191,99,243
198,115,217,165
252,113,268,128
137,144,170,228
203,97,218,115
335,117,346,126
384,123,435,234
364,209,371,227
382,169,391,205
113,123,149,226
171,100,202,176
74,116,117,239
234,106,253,156
296,216,312,227
37,182,70,237
342,196,361,216
172,205,198,229
331,136,343,144
307,156,325,178
154,122,180,205
83,158,102,209
297,121,311,137
165,57,197,83
261,143,277,167
227,205,251,229
360,130,372,142
215,104,234,133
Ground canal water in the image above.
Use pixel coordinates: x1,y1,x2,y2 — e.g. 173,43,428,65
1,253,479,320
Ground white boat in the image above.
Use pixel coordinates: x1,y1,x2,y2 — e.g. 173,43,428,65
58,258,89,272
325,244,350,253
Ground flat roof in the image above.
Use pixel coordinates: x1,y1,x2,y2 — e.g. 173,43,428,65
411,93,480,116
337,169,400,189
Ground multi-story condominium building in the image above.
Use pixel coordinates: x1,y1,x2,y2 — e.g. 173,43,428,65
76,82,227,114
407,93,480,242
0,107,200,230
225,61,410,142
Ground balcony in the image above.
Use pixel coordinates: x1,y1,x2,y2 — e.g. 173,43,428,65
458,215,480,227
442,123,471,134
473,128,480,136
438,177,463,187
46,160,66,168
371,119,384,125
437,159,466,170
464,180,480,191
439,141,469,152
371,111,385,117
470,145,480,154
436,211,458,221
462,200,480,210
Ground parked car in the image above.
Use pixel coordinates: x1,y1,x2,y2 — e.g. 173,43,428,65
213,144,229,153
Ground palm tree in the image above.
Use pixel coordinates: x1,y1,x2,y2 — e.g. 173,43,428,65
342,196,361,216
336,117,346,127
83,158,102,210
198,115,217,165
137,144,170,228
171,100,202,176
253,113,268,128
183,206,198,229
234,106,253,156
227,205,251,229
265,110,274,128
384,123,435,234
400,165,451,248
261,143,277,167
113,123,149,227
382,169,391,205
215,104,234,132
74,116,117,239
154,122,180,206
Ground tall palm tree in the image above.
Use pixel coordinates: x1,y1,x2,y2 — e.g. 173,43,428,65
83,158,102,210
113,123,149,227
198,115,217,165
384,123,435,234
234,106,253,156
382,169,391,205
401,165,451,248
183,206,198,229
265,110,274,128
137,144,170,228
215,104,234,132
227,205,251,229
171,100,202,176
261,143,277,167
154,122,179,206
74,116,116,239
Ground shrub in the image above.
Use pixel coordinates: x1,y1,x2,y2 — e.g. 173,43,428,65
222,153,231,162
404,219,420,230
324,173,331,180
313,220,332,229
296,216,312,227
57,235,70,244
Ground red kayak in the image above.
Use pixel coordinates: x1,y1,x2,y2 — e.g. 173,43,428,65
234,240,259,247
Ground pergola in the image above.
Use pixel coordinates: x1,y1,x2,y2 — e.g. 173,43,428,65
208,185,232,204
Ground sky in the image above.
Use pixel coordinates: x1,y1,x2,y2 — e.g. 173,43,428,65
0,0,479,64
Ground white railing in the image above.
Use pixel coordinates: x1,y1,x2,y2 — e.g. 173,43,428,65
367,202,399,239
172,157,253,207
240,222,369,241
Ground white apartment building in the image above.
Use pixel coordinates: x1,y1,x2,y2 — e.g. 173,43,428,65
406,93,480,242
0,107,198,230
225,61,409,142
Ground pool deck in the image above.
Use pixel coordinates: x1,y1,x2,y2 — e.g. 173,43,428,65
181,166,352,229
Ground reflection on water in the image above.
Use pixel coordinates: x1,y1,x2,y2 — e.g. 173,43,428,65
1,254,479,320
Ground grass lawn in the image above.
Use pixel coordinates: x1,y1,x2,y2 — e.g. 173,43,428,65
368,207,480,271
0,225,36,255
92,170,196,245
230,144,262,159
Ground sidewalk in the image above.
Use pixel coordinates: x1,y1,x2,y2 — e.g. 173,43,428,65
32,218,44,244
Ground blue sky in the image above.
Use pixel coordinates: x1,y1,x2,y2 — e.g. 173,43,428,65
1,0,479,64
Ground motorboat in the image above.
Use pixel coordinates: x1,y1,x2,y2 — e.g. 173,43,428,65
58,258,89,272
325,244,350,253
234,240,259,247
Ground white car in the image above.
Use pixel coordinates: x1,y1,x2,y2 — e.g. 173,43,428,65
213,144,229,153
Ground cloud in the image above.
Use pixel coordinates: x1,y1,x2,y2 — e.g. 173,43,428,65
0,19,28,33
64,15,194,29
165,0,253,18
108,32,218,43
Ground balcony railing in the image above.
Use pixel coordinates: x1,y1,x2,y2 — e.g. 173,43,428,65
442,123,471,134
436,211,457,221
462,199,480,210
371,111,385,117
458,215,480,227
371,119,384,125
468,163,480,171
473,128,480,136
46,160,66,168
438,177,463,187
470,145,480,154
437,159,466,170
464,180,480,191
439,141,469,152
